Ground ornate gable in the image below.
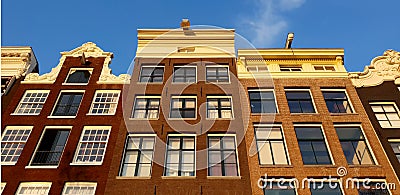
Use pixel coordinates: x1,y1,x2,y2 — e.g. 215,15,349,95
349,49,400,87
23,42,130,84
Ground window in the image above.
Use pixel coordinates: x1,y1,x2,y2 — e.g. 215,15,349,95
30,128,70,166
1,126,33,164
173,66,196,83
286,90,316,113
1,183,5,194
208,135,239,176
356,181,391,195
313,65,336,71
279,65,302,72
206,65,229,83
16,182,51,195
62,182,97,195
64,68,92,84
295,126,332,165
52,92,84,116
89,90,120,115
370,102,400,128
322,90,353,113
247,66,268,72
207,96,233,119
248,89,277,113
388,139,400,162
309,182,343,195
263,180,296,195
170,96,196,119
14,90,50,115
335,126,374,165
254,125,289,165
132,96,160,119
73,126,110,164
139,66,164,83
164,135,195,176
119,135,155,177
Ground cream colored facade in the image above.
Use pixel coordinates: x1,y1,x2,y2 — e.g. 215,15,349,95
237,48,347,79
1,46,38,78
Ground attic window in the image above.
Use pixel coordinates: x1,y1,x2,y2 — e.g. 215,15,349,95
279,65,302,72
247,66,268,72
314,65,336,71
65,68,93,84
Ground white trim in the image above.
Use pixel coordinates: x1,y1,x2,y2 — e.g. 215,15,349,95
28,126,72,167
248,88,279,114
0,182,5,194
206,95,234,119
131,96,161,120
293,124,334,165
205,64,231,84
333,124,378,165
321,88,355,114
388,139,400,142
138,65,164,84
172,65,197,84
253,124,291,165
50,90,85,117
16,182,52,195
369,102,400,128
88,90,121,115
72,126,111,165
63,68,93,85
164,134,197,177
169,95,197,120
13,90,50,115
206,134,241,177
285,88,318,114
62,182,97,195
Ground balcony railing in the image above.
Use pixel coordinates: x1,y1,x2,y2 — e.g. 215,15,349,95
31,150,62,166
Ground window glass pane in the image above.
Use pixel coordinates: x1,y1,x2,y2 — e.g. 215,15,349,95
336,127,364,139
310,183,343,195
271,141,287,164
295,127,323,140
66,70,91,83
258,142,273,164
312,141,331,164
298,141,317,164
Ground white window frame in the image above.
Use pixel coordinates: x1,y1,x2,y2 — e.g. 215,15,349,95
205,64,231,84
172,65,197,84
169,95,197,120
206,95,234,119
1,183,6,194
48,90,85,119
388,139,400,163
163,134,197,178
334,124,377,165
253,124,290,165
313,65,336,71
207,134,241,178
246,66,268,73
248,89,279,114
370,102,400,128
138,65,164,84
61,182,97,195
26,126,72,169
63,68,93,85
279,65,302,72
293,124,334,165
16,182,52,195
118,134,156,178
1,126,33,165
321,89,355,114
285,88,318,114
13,90,50,115
71,126,111,165
130,96,161,120
87,90,121,115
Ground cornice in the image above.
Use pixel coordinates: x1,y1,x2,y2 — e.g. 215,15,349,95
349,49,400,87
22,42,129,84
1,47,37,78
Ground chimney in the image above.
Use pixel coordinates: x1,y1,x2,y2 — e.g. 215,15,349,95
285,33,294,49
180,19,190,30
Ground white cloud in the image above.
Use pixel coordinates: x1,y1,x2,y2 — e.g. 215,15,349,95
240,0,305,47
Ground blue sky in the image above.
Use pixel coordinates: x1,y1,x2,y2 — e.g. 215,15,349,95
2,0,400,75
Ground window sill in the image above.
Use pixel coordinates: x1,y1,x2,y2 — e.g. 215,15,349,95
330,113,358,116
128,118,159,121
207,176,242,179
259,164,293,168
137,82,163,85
302,164,336,167
251,113,279,115
161,176,196,179
168,118,197,121
206,118,234,121
290,113,319,115
1,162,17,166
47,116,76,119
70,162,103,166
10,113,40,116
206,82,231,84
25,165,58,169
116,176,151,179
62,83,88,86
348,164,381,168
86,113,116,116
